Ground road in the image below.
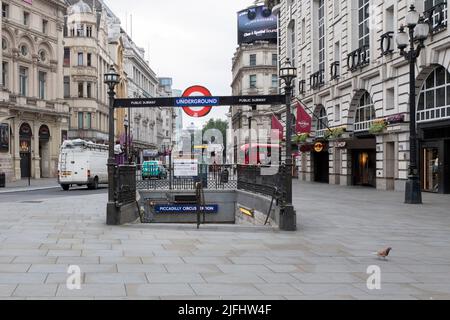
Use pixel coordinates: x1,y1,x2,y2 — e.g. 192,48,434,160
0,186,107,203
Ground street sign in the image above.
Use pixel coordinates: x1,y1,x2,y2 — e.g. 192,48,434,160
173,159,198,177
114,95,284,108
180,86,213,118
154,204,219,214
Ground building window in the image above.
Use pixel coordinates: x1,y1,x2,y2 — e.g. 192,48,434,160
87,82,92,98
335,104,341,122
318,0,325,72
2,62,7,88
78,53,83,66
76,24,84,37
78,82,84,98
358,0,370,56
386,87,395,110
64,48,70,66
271,74,278,88
355,92,375,132
316,105,328,131
23,12,30,26
2,3,9,18
20,45,28,57
334,0,340,17
272,54,277,66
64,76,70,98
424,0,448,31
42,19,48,34
78,112,84,129
249,54,256,66
19,67,28,96
39,71,46,99
86,113,92,129
288,21,296,66
87,53,92,67
86,25,93,37
417,66,450,123
249,75,257,89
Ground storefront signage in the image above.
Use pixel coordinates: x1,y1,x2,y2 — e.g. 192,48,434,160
174,159,198,177
335,141,346,148
296,102,312,134
143,149,159,158
154,204,219,214
314,142,325,153
20,140,30,153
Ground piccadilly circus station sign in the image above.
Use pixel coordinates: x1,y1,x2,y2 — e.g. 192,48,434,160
176,85,215,118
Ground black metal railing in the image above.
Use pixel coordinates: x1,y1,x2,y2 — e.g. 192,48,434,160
115,165,136,206
347,45,370,71
380,31,395,56
136,164,238,190
237,165,285,200
310,69,325,90
330,61,340,80
424,1,448,34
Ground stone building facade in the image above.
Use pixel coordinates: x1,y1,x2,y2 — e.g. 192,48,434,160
122,31,159,164
230,40,279,164
63,0,126,144
274,0,450,194
0,0,70,182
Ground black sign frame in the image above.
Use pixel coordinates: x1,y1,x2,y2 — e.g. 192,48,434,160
114,95,285,109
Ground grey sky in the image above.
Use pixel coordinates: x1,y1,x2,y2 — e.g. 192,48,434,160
107,0,255,129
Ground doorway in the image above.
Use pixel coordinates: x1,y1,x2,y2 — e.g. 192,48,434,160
19,123,32,179
352,149,376,187
313,150,329,183
421,146,439,193
39,125,51,178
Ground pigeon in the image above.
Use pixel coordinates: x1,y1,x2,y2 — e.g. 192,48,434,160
372,247,392,260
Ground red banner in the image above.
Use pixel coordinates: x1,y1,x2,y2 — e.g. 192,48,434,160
271,115,284,141
296,101,312,134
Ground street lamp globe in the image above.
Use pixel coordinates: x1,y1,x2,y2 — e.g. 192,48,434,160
279,58,297,87
396,25,409,50
415,16,430,41
104,65,119,90
406,4,420,28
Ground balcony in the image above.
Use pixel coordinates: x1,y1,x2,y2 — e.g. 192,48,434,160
380,32,395,56
354,119,375,132
424,1,448,34
315,129,327,138
309,70,325,90
330,61,340,80
347,45,370,72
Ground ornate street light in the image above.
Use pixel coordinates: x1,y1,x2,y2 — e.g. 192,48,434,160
279,58,297,231
396,4,430,204
104,65,120,224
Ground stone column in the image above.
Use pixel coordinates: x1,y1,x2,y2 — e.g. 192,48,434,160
13,119,21,181
33,121,41,179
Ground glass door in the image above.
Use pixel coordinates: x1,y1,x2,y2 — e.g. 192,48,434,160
422,147,439,193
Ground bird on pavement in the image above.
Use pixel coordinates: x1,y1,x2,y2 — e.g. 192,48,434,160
372,247,392,260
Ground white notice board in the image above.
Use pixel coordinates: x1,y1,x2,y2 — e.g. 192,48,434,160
174,159,198,177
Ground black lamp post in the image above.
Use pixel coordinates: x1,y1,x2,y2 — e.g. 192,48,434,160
104,65,120,224
279,58,297,231
124,114,129,164
396,4,430,204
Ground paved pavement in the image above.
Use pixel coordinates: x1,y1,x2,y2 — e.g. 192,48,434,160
0,180,449,300
0,178,59,194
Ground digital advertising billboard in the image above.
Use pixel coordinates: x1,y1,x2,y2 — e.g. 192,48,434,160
237,5,277,45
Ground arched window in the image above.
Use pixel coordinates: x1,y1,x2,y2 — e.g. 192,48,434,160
417,66,450,123
354,91,375,132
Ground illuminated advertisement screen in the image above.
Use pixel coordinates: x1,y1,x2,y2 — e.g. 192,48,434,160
237,5,277,44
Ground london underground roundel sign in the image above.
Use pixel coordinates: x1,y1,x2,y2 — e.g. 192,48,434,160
181,85,213,118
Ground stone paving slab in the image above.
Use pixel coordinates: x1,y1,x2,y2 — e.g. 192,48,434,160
1,181,450,299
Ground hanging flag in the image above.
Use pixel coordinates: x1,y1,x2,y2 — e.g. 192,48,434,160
296,101,312,134
271,115,284,141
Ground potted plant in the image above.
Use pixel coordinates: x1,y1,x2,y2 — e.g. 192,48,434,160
369,119,387,134
293,133,309,144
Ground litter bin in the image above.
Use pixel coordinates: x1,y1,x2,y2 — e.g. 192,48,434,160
0,172,5,188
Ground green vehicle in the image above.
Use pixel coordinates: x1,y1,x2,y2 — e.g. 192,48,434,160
141,161,167,180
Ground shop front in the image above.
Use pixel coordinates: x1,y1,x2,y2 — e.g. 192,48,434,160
419,121,450,194
347,137,377,188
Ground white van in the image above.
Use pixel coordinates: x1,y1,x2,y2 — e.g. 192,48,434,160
58,139,109,191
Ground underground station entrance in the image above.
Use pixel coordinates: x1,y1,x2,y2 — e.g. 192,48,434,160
106,83,297,231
